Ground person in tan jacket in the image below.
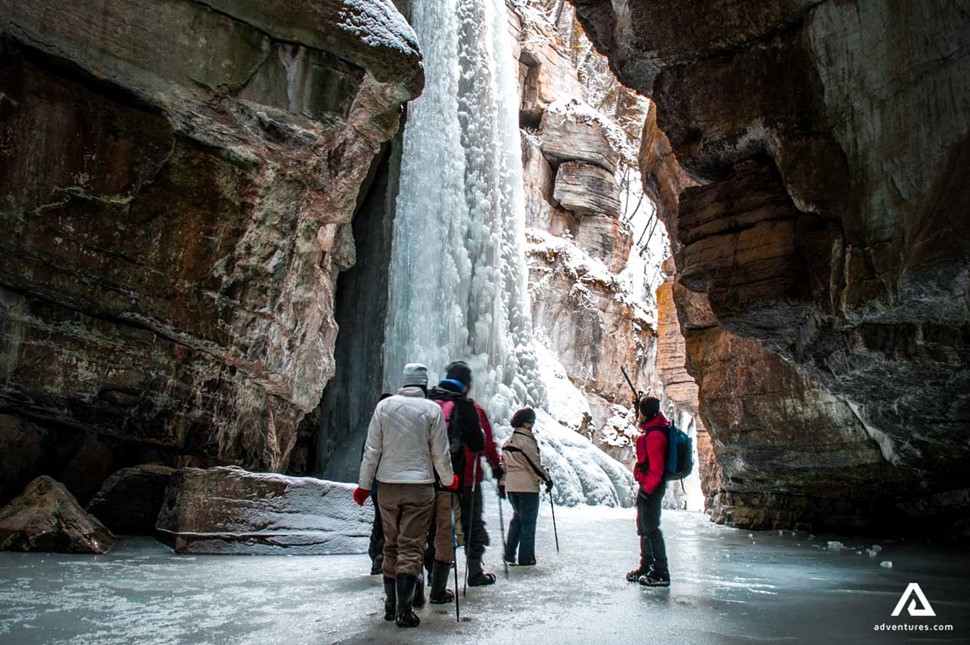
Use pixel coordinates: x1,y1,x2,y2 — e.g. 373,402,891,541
499,407,552,566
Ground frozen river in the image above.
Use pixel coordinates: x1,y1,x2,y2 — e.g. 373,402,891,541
1,496,967,644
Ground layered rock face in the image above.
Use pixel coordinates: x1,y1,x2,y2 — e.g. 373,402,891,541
0,0,422,502
572,0,970,533
509,5,658,460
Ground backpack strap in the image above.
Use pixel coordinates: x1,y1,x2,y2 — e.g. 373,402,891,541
502,445,548,482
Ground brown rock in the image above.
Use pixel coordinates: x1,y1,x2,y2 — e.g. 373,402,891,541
86,465,175,535
540,109,619,174
0,0,421,474
570,0,970,528
553,161,621,218
0,476,115,553
654,279,698,414
156,466,371,555
574,215,632,274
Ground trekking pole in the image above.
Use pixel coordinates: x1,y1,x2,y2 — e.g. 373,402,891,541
497,489,509,579
463,459,478,598
620,366,642,406
450,492,460,623
549,492,560,554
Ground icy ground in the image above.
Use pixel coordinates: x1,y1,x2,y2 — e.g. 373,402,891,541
1,498,967,644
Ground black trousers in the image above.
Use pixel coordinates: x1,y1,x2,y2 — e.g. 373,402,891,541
636,483,667,566
459,485,489,560
368,488,385,562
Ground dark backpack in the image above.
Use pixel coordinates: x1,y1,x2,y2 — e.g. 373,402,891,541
429,388,483,482
665,420,693,481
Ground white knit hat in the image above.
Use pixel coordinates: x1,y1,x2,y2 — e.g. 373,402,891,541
402,363,429,387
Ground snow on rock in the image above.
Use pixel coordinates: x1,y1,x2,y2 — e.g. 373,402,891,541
534,340,592,432
156,466,371,555
337,0,421,55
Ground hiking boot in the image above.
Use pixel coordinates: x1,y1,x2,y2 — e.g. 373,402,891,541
518,558,536,566
627,537,653,582
382,576,396,621
412,574,426,609
428,560,454,604
394,575,421,628
638,563,670,587
467,556,496,586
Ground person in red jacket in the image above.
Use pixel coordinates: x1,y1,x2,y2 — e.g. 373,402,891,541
626,396,671,587
445,361,502,587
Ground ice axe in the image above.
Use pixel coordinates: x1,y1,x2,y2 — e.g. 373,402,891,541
621,366,652,415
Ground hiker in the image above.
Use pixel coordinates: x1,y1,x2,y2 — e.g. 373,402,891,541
354,363,458,628
367,392,394,576
626,396,671,587
499,407,552,566
437,360,502,587
424,367,485,603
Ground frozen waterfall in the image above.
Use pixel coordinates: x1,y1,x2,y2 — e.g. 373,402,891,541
383,0,544,419
383,0,634,507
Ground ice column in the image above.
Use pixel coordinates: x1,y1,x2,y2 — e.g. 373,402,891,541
384,0,545,421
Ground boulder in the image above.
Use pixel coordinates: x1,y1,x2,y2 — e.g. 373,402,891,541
156,466,371,555
0,476,115,553
553,161,621,218
86,465,175,535
540,108,619,174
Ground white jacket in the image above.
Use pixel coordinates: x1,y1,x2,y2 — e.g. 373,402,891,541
358,386,453,488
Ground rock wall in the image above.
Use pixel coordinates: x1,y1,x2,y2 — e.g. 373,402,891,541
571,0,970,534
0,0,422,504
509,4,658,461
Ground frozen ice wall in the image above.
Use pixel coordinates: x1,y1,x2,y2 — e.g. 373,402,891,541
384,0,545,419
382,0,634,506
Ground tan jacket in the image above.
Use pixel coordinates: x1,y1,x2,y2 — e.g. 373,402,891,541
500,426,550,493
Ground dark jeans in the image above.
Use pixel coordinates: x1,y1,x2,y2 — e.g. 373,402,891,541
459,485,489,560
505,492,540,564
368,488,384,562
636,484,667,567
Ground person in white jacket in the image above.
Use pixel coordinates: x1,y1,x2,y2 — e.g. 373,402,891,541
354,363,456,629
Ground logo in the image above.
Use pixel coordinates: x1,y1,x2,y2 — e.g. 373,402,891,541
891,583,936,617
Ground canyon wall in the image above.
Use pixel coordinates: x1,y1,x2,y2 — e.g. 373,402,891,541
0,0,422,504
509,4,660,463
571,0,970,534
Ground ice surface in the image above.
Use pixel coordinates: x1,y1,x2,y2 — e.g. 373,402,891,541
2,505,967,644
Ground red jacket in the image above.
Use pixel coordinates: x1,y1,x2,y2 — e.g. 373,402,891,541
634,414,669,495
463,402,500,487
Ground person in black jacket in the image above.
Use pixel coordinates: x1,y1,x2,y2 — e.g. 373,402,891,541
423,363,485,602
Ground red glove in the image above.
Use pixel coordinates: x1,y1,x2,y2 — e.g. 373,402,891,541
352,487,370,506
445,474,459,491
